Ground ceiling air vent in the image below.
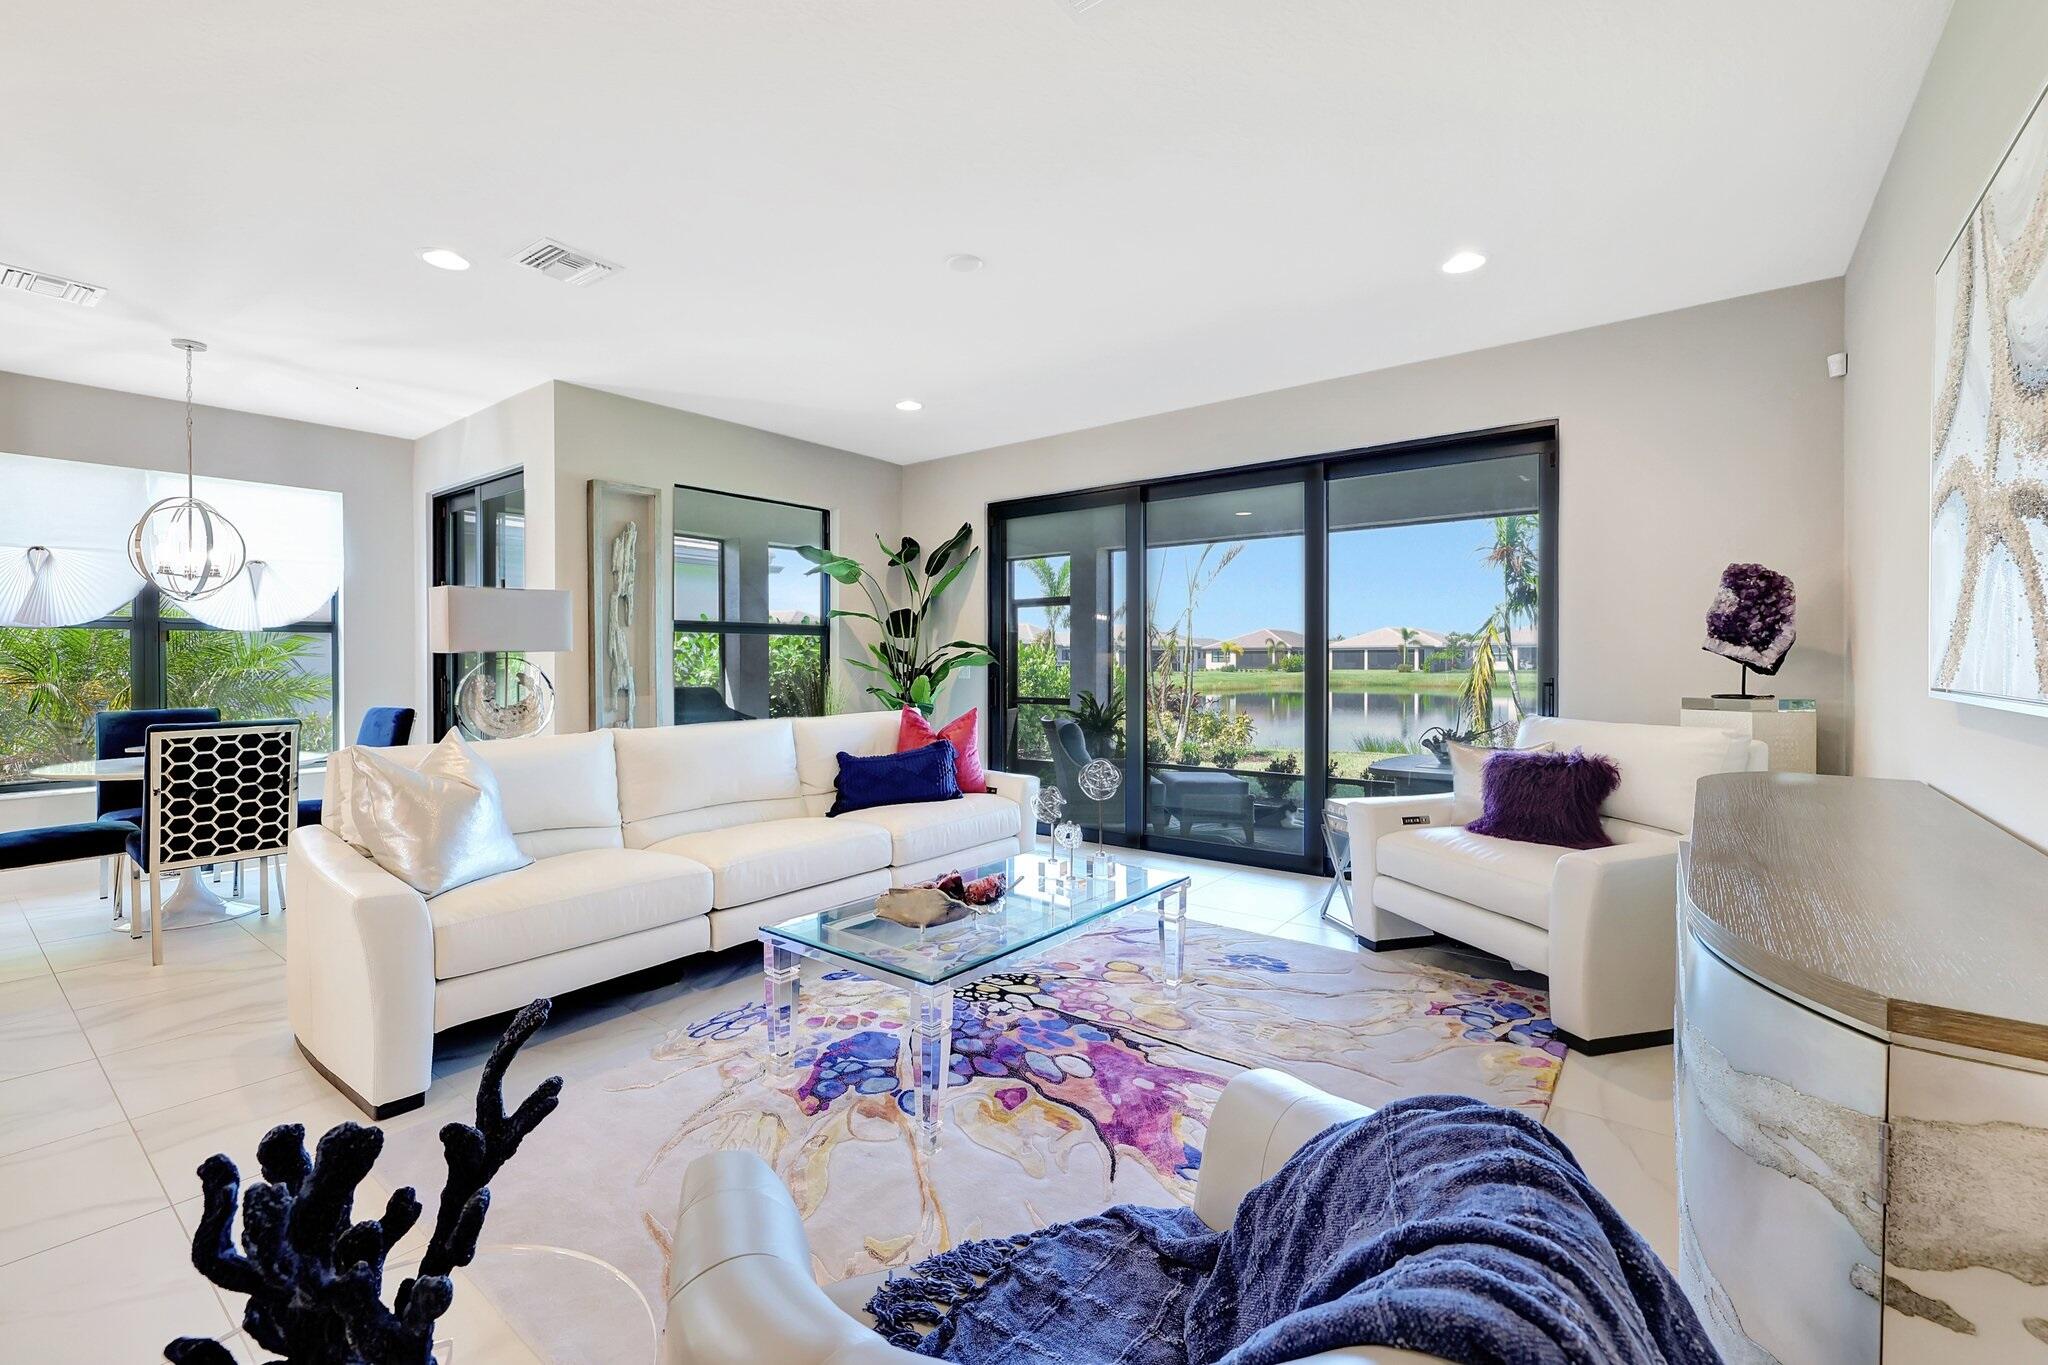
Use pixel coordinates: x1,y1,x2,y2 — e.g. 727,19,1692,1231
1,263,106,306
512,237,621,288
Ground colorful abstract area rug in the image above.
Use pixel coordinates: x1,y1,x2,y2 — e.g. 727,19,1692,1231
409,921,1560,1360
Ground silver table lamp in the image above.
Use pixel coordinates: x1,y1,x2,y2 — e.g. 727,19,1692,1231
429,585,573,739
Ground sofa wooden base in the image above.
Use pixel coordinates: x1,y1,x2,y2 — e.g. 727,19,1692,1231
297,1038,425,1119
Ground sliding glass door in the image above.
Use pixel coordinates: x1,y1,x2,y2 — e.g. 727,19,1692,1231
1143,476,1310,858
988,426,1555,873
995,496,1129,836
1326,445,1547,798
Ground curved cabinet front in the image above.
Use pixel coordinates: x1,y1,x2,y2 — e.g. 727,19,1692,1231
1677,929,1887,1363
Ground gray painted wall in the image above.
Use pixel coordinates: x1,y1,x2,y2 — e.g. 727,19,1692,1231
549,382,902,730
1844,0,2048,848
902,281,1851,771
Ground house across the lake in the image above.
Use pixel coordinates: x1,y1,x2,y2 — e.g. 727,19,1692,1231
1221,627,1304,669
1327,626,1538,673
1329,626,1450,671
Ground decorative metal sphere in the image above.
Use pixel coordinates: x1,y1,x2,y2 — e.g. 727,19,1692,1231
1052,820,1083,851
127,494,247,602
1035,788,1068,823
1078,758,1122,802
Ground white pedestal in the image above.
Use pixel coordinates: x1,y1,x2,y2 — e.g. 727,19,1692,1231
1679,696,1817,773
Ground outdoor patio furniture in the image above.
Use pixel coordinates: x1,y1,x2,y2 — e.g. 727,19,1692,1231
1040,715,1093,812
1148,768,1256,844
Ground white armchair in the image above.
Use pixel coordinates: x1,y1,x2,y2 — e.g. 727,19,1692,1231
663,1069,1448,1365
1332,717,1766,1052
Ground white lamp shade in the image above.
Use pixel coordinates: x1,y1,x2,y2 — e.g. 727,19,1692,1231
430,586,572,653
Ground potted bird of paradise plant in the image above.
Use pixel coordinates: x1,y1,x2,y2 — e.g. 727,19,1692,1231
797,524,994,716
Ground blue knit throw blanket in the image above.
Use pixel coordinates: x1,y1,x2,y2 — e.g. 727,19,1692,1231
867,1094,1718,1365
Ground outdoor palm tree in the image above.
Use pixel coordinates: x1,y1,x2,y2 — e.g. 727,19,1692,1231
1483,515,1540,713
0,625,333,783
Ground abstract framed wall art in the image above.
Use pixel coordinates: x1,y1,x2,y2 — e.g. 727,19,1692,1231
1931,83,2048,717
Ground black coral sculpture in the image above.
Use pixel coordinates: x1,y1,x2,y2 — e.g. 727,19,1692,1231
165,998,561,1365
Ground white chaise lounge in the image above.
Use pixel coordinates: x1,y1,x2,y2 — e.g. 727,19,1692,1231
287,712,1039,1116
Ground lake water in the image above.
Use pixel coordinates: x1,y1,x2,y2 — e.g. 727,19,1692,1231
1209,687,1518,752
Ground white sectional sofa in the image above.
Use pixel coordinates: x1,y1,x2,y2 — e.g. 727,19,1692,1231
1333,717,1766,1054
287,712,1039,1116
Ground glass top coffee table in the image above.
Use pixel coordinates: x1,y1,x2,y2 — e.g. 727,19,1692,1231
759,852,1191,1151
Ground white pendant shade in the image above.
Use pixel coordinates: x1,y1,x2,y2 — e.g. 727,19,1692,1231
0,452,149,626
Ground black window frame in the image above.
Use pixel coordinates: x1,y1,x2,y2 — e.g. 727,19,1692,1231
671,484,831,723
430,469,525,738
986,421,1559,876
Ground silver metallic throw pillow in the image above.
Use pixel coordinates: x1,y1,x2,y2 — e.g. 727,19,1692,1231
347,733,531,897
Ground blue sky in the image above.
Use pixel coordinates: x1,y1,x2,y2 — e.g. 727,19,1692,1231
1149,518,1513,641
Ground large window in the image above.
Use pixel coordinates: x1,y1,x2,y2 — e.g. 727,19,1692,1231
0,587,338,787
674,487,828,723
987,427,1555,873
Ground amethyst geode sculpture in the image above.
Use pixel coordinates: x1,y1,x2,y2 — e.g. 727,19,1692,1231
163,998,561,1365
1703,562,1796,695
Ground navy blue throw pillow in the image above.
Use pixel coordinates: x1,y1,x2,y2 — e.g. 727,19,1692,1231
829,740,963,816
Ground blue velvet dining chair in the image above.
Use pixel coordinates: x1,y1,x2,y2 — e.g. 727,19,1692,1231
294,706,415,828
92,707,218,914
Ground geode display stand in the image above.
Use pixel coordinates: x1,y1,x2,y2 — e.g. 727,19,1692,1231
1678,696,1818,774
164,999,562,1365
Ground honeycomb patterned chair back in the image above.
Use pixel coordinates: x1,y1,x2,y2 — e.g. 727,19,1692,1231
141,721,302,874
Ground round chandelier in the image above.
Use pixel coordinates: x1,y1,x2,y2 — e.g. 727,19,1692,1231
128,338,246,602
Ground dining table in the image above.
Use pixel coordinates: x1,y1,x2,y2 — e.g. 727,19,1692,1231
26,753,327,930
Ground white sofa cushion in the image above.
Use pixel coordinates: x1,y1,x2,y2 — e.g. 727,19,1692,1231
429,847,713,979
792,711,901,799
650,817,892,909
475,731,623,857
1515,717,1744,835
613,721,805,845
1375,825,1569,929
326,731,624,858
836,793,1021,867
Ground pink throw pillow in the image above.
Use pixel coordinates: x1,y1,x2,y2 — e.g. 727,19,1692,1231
897,706,987,793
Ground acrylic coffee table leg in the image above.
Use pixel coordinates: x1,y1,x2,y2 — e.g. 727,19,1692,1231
910,984,954,1152
763,940,800,1064
1158,884,1189,987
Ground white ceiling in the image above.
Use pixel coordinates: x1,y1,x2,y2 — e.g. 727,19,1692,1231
0,1,1950,464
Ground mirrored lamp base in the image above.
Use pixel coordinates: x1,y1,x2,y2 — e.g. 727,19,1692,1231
456,657,556,740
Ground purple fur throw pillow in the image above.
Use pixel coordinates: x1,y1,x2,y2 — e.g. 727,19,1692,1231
1466,748,1619,849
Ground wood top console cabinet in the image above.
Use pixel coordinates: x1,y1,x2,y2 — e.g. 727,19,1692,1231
1677,772,2048,1363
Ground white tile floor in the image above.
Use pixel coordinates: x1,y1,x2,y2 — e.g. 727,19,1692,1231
0,851,1677,1362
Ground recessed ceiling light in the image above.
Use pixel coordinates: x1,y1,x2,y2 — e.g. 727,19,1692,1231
419,247,471,271
945,254,985,274
1233,510,1252,517
896,399,924,412
1440,251,1487,275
